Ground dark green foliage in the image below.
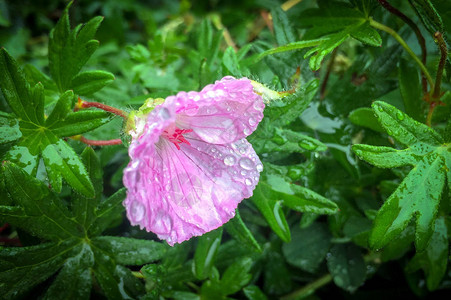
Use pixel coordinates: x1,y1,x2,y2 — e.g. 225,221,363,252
0,0,450,299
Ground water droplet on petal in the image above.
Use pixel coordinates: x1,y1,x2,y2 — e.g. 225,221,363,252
249,117,256,126
245,178,253,186
240,170,247,176
185,106,198,116
243,128,251,135
256,163,263,172
239,157,254,170
224,155,236,166
159,108,171,120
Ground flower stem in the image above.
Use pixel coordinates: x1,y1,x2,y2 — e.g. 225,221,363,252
376,0,428,93
433,32,447,99
280,274,333,300
369,18,434,90
79,136,123,146
77,98,128,119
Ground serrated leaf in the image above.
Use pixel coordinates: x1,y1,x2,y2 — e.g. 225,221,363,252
220,257,253,295
348,107,384,132
92,236,167,266
0,239,79,300
225,209,262,253
43,243,94,300
282,222,332,272
257,128,327,154
409,0,444,36
50,110,110,137
49,2,104,92
405,217,448,290
45,90,75,127
352,145,421,168
222,46,241,77
262,79,318,127
1,162,84,240
71,70,115,96
398,59,423,121
369,154,445,251
251,181,291,242
3,145,39,175
263,252,292,295
265,174,338,214
0,114,21,145
327,244,366,293
42,139,94,197
271,7,295,45
88,188,126,236
0,48,43,123
92,246,144,300
72,147,102,228
194,228,223,280
372,101,443,148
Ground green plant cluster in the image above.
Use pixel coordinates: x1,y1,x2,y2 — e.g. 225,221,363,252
0,0,450,299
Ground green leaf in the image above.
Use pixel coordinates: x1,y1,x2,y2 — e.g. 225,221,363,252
0,48,43,123
72,147,102,228
398,59,423,121
45,90,74,127
352,145,421,168
88,188,126,236
0,114,21,145
220,257,253,295
194,228,223,280
92,246,144,300
71,70,115,96
42,139,94,197
50,110,110,137
3,145,39,175
0,239,79,299
263,252,292,295
348,107,384,132
49,2,104,92
282,222,332,272
92,236,167,266
251,181,291,242
43,243,94,300
1,162,84,240
262,79,318,127
225,209,262,253
405,217,448,290
297,2,381,70
258,128,327,154
265,174,338,214
243,285,268,300
371,101,443,148
271,7,295,45
369,154,445,251
409,0,444,36
327,244,366,293
222,46,241,77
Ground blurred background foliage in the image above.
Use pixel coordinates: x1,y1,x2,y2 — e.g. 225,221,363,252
0,0,450,299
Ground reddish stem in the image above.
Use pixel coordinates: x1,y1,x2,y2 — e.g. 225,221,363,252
80,100,128,119
80,137,123,146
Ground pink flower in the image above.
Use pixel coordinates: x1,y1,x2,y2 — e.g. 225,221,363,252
123,76,265,245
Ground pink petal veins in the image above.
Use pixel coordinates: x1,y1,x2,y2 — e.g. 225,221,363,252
123,76,264,245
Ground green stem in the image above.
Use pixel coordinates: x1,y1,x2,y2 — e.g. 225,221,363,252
280,274,333,300
369,18,434,90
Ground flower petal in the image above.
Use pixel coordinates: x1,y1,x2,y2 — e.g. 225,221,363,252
123,134,263,245
167,76,265,144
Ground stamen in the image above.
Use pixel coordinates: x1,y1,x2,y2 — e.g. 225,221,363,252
162,127,193,150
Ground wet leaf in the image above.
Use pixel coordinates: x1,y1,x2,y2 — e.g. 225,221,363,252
282,222,332,272
327,244,366,293
194,228,223,280
225,209,262,253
